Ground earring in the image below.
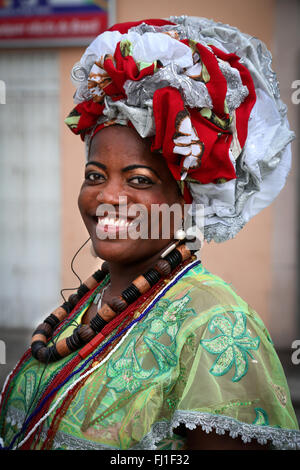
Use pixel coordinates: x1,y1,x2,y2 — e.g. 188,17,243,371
174,222,186,241
160,223,186,259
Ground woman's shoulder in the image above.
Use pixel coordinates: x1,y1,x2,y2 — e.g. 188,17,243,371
176,261,249,314
170,261,272,342
181,261,242,297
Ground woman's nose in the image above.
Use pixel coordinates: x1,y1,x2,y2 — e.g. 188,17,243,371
95,179,128,207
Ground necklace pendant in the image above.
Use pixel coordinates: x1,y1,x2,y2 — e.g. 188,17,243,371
93,293,101,305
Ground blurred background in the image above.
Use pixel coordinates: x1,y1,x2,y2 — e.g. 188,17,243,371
0,0,299,423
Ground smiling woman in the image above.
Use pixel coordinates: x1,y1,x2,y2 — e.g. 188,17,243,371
0,16,299,451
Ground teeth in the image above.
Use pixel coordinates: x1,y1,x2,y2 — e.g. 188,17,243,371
97,217,133,227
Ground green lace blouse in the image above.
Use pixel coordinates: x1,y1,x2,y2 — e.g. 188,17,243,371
1,263,299,450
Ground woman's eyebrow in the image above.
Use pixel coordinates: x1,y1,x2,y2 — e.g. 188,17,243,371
86,162,160,179
122,164,160,178
85,161,107,171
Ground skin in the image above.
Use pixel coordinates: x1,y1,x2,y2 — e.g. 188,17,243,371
77,125,267,451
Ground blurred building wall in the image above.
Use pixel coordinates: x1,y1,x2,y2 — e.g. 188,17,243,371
0,49,61,328
270,0,299,347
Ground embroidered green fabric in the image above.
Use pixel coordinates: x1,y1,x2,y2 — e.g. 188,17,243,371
1,263,299,450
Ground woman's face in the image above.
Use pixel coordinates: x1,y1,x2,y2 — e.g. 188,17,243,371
78,125,184,265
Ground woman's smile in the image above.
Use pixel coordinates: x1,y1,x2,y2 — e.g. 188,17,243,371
95,214,139,234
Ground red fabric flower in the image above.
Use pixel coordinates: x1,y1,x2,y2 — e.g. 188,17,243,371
102,42,156,101
65,100,105,140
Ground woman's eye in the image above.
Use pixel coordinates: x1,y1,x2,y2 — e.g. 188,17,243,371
129,176,153,185
85,172,105,183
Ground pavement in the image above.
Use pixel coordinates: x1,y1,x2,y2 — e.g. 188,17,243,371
0,327,299,427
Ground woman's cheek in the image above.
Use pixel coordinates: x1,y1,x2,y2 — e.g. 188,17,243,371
78,185,93,209
77,189,86,217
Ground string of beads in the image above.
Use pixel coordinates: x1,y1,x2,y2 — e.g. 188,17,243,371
31,242,193,363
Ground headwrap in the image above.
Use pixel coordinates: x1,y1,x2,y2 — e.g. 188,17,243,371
65,16,295,243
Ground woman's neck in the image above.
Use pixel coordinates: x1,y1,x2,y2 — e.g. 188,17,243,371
103,242,174,299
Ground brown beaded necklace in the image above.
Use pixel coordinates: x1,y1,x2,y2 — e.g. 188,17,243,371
30,241,194,363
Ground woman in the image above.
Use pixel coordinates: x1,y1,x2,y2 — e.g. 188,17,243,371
0,16,299,451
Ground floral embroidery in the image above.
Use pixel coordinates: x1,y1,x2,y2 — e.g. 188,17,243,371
144,336,177,373
106,293,196,393
253,407,269,426
270,382,287,408
200,311,260,382
106,339,155,393
134,293,195,342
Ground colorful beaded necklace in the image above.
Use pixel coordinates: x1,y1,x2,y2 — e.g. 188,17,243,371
30,241,193,363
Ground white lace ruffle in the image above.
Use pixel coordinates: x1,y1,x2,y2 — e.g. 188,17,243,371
4,407,300,450
133,410,300,450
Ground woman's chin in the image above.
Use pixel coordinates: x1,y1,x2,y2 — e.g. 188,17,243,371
91,237,139,263
91,236,166,266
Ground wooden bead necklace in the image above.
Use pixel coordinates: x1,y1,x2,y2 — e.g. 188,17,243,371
30,241,194,363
